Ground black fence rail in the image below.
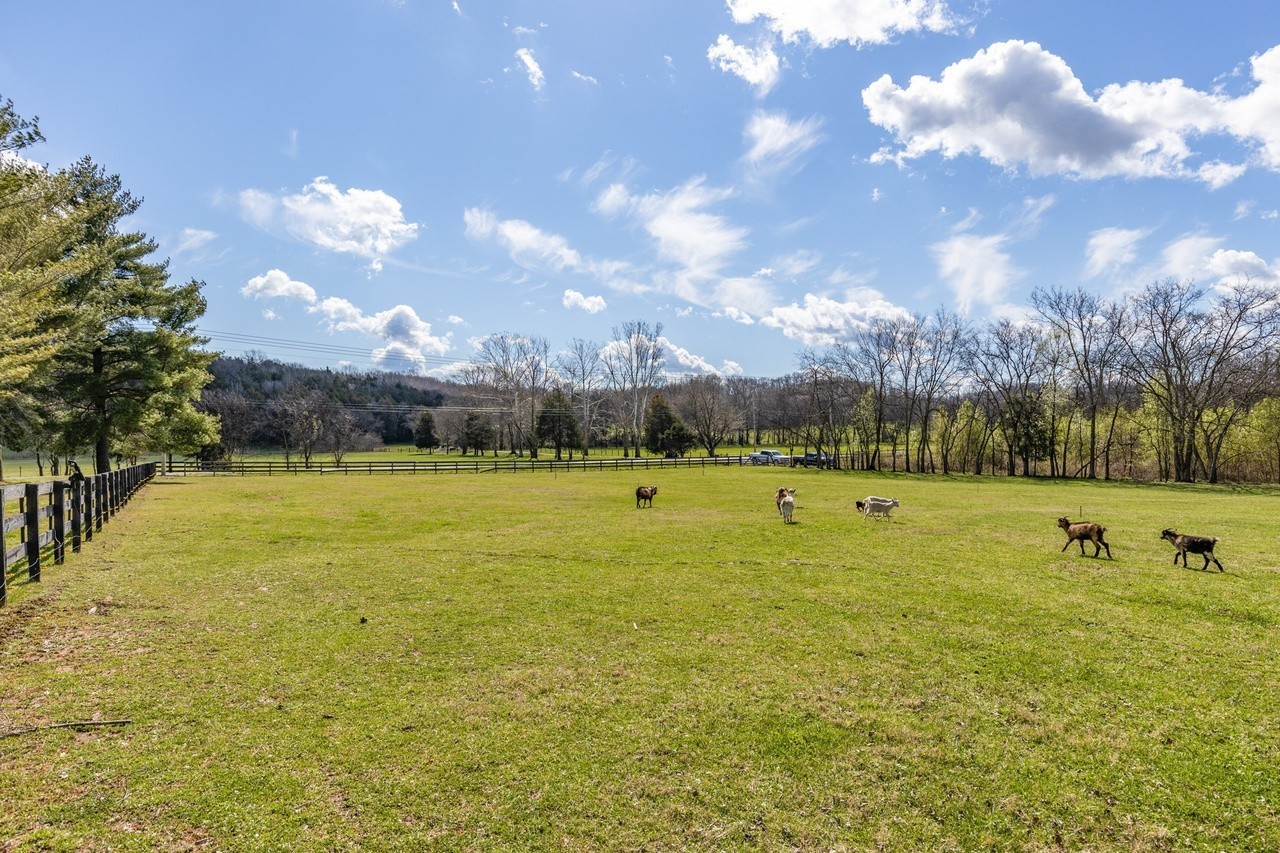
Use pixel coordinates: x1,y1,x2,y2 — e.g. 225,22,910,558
163,455,762,476
0,463,156,607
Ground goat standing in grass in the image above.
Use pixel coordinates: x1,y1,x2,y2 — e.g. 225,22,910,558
778,489,795,524
1057,516,1112,559
1161,528,1223,571
774,487,793,516
635,485,658,508
861,496,899,520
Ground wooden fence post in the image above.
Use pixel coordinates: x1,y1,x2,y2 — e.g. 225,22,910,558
70,479,83,552
53,481,67,565
24,483,41,583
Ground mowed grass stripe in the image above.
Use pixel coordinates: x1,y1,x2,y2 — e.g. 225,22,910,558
2,469,1277,849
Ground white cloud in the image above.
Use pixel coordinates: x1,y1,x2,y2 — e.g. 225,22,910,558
742,110,825,177
863,39,1269,186
515,47,545,90
931,233,1022,314
447,315,467,326
310,298,452,371
172,228,216,256
464,208,584,272
240,177,419,271
761,291,909,346
665,338,727,373
1155,234,1280,288
1085,226,1151,278
707,35,781,96
1222,45,1280,170
592,178,748,305
572,70,598,85
726,0,955,48
562,289,607,313
241,269,318,303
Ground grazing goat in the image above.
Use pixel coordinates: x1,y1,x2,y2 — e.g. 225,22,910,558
635,485,658,508
1057,517,1112,559
1161,528,1223,571
778,488,796,524
861,496,899,520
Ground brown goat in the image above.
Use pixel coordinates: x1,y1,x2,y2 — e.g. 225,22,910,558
1058,516,1112,559
635,485,658,508
1161,528,1223,571
775,487,793,515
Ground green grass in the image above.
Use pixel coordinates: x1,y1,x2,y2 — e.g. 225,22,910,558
2,469,1278,850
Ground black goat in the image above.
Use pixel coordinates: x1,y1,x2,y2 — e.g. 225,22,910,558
1161,528,1223,571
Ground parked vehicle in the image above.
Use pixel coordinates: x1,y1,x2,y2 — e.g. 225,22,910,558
748,449,786,465
797,452,830,468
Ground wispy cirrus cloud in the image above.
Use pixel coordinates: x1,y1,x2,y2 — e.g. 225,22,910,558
1084,226,1152,279
514,47,545,90
742,110,825,179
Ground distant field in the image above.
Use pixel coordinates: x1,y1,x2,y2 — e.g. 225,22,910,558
2,469,1278,849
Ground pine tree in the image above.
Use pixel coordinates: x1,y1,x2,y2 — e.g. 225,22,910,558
535,389,582,460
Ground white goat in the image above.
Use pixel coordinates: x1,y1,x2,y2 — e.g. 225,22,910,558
861,496,899,520
779,488,796,524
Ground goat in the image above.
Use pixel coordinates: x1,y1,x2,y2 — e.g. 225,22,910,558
861,496,899,520
635,485,658,508
1161,528,1223,571
855,499,866,514
778,488,795,523
1057,516,1112,559
774,487,793,515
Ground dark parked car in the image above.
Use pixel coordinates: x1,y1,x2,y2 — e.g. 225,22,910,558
798,452,830,468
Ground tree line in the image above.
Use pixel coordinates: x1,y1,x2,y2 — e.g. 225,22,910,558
0,97,216,479
410,285,1280,484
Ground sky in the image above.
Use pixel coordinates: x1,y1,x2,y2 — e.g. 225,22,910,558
4,1,1279,379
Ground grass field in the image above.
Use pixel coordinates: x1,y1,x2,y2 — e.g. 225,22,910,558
2,468,1278,850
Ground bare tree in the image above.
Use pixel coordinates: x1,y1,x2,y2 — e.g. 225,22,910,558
602,320,665,457
672,375,741,457
970,319,1052,476
1032,286,1127,478
555,338,606,456
1121,278,1280,482
475,333,551,458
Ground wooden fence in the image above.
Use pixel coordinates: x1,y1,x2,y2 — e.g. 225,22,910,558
0,463,156,607
161,455,766,476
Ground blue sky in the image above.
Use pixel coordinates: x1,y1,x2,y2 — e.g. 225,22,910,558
4,1,1279,378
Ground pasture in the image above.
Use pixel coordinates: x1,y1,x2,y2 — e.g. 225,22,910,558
2,468,1278,849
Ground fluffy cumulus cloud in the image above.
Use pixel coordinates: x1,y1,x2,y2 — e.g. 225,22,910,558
1157,234,1280,288
706,35,781,95
726,0,954,48
562,289,607,313
239,177,419,270
241,269,318,303
760,290,909,346
743,110,825,177
863,40,1280,187
310,298,452,372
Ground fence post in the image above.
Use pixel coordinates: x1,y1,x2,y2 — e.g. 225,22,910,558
24,483,41,582
70,479,83,552
94,473,105,532
53,481,67,565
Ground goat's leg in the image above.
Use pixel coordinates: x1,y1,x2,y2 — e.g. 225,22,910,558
1101,539,1112,559
1078,539,1087,556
